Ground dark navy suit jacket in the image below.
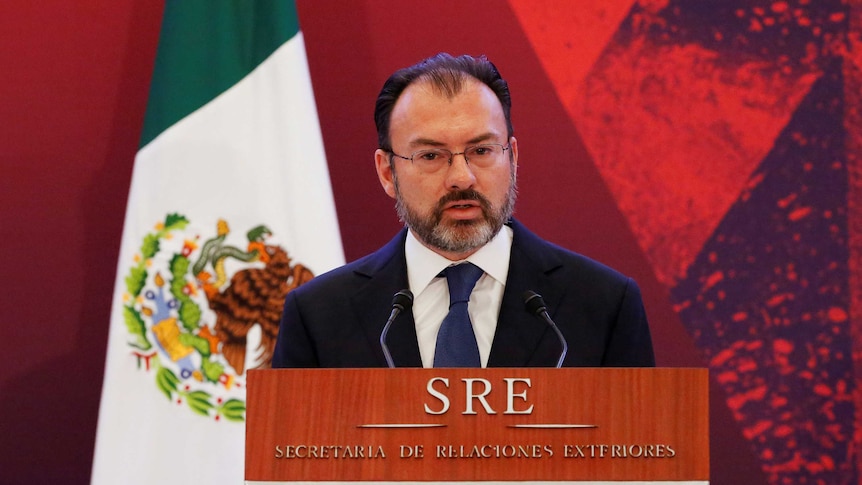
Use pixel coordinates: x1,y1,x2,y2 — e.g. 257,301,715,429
271,219,655,368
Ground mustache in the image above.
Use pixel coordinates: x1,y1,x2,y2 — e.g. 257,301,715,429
435,189,491,213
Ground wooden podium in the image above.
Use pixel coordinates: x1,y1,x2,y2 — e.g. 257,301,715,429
245,368,708,484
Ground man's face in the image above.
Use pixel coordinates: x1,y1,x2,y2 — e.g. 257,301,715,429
375,78,518,260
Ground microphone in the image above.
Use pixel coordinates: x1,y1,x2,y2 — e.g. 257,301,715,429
380,289,414,368
523,290,568,368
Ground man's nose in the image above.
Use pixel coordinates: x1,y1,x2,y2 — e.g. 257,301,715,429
444,152,476,189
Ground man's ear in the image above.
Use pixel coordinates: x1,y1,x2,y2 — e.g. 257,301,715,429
509,136,518,176
374,149,397,199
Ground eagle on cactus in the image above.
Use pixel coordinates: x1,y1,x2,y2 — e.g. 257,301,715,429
195,220,314,374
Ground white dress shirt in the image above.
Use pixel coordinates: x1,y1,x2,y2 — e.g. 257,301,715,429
405,225,513,367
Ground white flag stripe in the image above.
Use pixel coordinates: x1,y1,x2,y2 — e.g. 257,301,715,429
129,34,342,273
92,23,343,485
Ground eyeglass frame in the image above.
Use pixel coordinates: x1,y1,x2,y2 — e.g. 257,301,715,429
386,143,512,172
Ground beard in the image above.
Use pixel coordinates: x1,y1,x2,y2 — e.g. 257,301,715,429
393,168,517,255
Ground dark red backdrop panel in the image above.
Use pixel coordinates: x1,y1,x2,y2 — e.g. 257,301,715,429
0,1,163,484
7,1,845,484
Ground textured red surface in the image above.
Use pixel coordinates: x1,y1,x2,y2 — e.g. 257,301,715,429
846,0,862,479
514,1,858,484
514,0,818,287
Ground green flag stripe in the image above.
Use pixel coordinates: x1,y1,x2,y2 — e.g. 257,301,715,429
140,0,300,148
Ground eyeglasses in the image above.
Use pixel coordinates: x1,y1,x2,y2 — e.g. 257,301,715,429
389,143,510,174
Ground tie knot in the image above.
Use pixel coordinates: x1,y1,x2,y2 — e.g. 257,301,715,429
445,263,484,304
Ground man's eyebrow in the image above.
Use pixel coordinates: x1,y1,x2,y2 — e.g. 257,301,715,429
466,132,499,145
408,132,501,148
408,137,447,148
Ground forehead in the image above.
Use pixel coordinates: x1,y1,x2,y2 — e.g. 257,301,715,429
389,78,506,144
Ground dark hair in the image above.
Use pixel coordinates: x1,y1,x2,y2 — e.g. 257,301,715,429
374,53,513,151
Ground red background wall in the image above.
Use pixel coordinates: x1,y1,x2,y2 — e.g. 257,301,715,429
2,1,856,484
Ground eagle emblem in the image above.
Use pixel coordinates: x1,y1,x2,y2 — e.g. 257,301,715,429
120,213,313,421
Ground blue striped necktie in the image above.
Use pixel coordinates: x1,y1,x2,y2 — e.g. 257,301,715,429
433,262,484,367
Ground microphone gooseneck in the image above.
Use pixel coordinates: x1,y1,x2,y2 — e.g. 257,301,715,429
523,290,568,368
380,289,414,368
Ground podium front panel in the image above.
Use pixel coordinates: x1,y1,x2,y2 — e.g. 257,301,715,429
246,368,708,483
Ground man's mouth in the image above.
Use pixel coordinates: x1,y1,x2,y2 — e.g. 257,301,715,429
436,190,488,221
446,201,478,209
441,200,483,221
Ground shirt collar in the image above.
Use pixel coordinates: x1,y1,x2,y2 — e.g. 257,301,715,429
405,224,513,297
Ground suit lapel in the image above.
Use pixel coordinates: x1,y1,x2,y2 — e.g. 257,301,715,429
488,221,565,367
350,229,423,367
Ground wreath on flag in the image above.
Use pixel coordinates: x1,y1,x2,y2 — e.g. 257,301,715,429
119,213,314,421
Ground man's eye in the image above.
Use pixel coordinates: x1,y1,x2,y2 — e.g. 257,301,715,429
418,151,443,161
470,145,497,157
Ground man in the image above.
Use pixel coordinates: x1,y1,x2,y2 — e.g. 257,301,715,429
271,53,654,368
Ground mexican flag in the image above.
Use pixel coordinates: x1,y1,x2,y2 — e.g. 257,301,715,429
91,1,344,484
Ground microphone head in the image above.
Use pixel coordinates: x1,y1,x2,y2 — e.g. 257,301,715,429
392,289,414,311
523,290,547,315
